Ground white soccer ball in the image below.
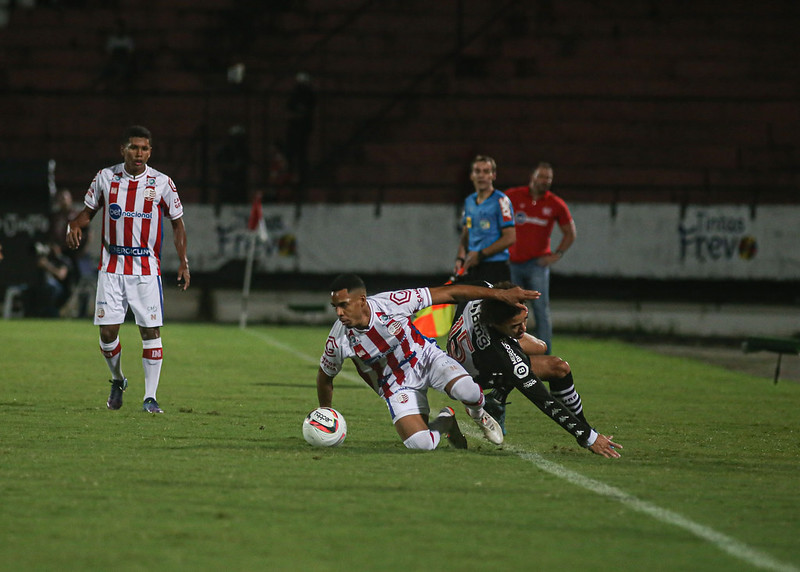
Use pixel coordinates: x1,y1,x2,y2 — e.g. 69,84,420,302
302,407,347,447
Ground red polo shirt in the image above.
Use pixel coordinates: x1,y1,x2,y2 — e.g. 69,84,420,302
505,186,572,263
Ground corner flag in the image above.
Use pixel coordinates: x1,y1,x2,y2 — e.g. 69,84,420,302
412,303,455,338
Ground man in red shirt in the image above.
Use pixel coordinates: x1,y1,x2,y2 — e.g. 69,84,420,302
505,162,575,354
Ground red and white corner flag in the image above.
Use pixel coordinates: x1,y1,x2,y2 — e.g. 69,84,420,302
241,192,268,328
247,191,268,242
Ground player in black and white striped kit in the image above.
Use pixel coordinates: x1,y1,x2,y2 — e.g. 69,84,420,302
447,282,621,458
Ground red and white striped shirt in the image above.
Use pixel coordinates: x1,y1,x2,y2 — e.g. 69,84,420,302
320,288,435,397
84,164,183,276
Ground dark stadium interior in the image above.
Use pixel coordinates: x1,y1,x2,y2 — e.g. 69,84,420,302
1,0,799,306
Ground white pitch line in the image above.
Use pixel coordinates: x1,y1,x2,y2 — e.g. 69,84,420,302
247,328,799,572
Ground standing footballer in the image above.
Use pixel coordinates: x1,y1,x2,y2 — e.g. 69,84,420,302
67,125,190,413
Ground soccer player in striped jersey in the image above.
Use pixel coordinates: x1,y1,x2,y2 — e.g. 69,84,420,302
66,125,190,414
316,274,539,450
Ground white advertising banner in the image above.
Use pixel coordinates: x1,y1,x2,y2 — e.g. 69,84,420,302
563,203,800,280
160,203,800,281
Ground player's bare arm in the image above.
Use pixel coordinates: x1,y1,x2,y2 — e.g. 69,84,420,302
519,333,548,356
316,368,334,408
455,226,469,273
66,206,97,250
171,217,190,290
429,283,539,308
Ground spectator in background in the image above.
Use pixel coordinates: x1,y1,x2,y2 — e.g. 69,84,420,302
96,18,136,90
216,125,250,206
50,188,94,317
506,162,575,354
266,141,291,202
28,240,72,317
285,72,316,187
453,155,515,284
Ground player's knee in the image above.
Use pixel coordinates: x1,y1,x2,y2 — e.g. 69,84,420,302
554,357,571,377
403,430,439,450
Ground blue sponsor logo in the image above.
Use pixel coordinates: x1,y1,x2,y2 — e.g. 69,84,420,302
108,203,153,221
123,211,153,219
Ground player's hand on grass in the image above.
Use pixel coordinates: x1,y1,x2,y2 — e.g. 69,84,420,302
589,434,622,458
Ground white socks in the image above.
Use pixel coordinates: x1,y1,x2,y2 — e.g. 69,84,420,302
403,430,440,450
99,337,124,381
142,338,163,400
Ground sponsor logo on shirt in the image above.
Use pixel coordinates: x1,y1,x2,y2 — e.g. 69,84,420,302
499,196,513,220
107,245,151,257
501,339,530,379
515,212,548,226
108,203,153,221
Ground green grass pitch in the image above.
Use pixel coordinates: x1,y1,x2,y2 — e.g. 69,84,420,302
1,320,798,571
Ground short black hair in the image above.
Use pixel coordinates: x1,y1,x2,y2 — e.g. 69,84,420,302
122,125,152,146
329,273,365,293
479,281,521,326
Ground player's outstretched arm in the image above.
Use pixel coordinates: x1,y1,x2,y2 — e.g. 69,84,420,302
589,434,622,458
429,284,539,307
316,367,334,408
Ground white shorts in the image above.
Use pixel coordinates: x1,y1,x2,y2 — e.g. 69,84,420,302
94,272,164,328
384,345,470,423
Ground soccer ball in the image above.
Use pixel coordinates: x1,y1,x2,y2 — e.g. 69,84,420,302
302,407,347,447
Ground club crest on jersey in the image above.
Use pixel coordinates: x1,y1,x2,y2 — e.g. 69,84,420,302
109,204,123,220
144,187,156,201
397,393,409,404
387,320,403,336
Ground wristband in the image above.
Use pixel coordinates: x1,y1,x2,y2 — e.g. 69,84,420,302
555,249,565,257
456,257,465,263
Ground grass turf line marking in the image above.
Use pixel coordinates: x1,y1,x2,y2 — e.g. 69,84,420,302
462,426,799,572
248,328,798,572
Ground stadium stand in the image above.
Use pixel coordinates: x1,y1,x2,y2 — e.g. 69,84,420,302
0,0,798,206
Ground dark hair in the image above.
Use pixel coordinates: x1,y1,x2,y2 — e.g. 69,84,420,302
479,281,522,326
329,273,365,293
532,161,553,174
122,125,152,146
